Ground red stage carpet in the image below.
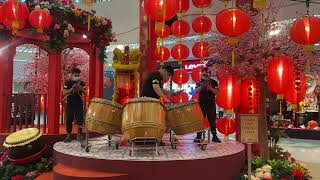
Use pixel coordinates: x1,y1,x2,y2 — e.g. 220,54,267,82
53,134,245,180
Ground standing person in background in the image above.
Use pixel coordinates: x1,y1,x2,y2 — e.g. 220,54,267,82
194,67,221,143
63,68,86,142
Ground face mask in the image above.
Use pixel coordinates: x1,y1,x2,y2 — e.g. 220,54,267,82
72,77,80,81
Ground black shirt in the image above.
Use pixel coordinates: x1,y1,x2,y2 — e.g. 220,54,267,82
63,80,86,105
141,71,163,99
196,79,218,109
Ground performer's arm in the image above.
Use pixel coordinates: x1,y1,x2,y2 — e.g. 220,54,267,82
63,82,73,96
152,84,170,103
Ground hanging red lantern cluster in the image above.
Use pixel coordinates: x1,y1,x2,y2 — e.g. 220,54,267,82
155,23,170,38
191,66,203,83
144,0,177,21
240,78,260,113
154,46,170,64
216,75,241,113
172,91,189,103
192,41,211,60
171,44,189,62
192,0,212,8
284,71,307,107
216,117,236,135
29,9,52,33
267,55,294,99
171,20,190,38
216,8,250,44
2,0,29,34
192,16,212,34
176,0,190,14
290,16,320,51
172,68,189,86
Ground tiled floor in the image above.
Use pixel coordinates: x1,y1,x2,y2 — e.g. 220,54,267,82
278,138,320,180
53,134,244,161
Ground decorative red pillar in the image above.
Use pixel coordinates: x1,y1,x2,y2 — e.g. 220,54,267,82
0,40,15,133
95,49,104,98
147,20,157,73
47,52,61,134
88,51,96,99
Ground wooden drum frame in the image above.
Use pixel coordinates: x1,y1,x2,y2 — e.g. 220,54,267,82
122,97,166,141
86,98,123,135
166,100,205,135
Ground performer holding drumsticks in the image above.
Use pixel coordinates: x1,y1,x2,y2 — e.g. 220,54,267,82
194,67,221,143
63,67,86,143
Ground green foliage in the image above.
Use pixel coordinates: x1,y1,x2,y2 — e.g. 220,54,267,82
269,145,292,162
267,159,293,180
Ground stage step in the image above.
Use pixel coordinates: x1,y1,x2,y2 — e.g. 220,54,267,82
53,163,129,180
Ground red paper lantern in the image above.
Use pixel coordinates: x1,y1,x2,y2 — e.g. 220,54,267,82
216,117,236,135
192,93,199,100
155,23,170,38
216,9,250,37
171,44,190,60
216,75,241,112
3,18,26,32
191,66,203,82
192,41,211,59
172,68,189,85
29,9,52,33
0,6,4,23
2,0,29,20
192,0,212,8
240,78,260,112
192,16,212,34
290,16,320,47
267,56,294,97
308,120,318,129
284,71,307,104
154,46,170,63
171,20,190,38
172,91,189,103
144,0,177,21
176,0,189,14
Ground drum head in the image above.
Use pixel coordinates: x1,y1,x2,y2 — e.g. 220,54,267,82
127,97,161,104
165,100,199,110
90,98,123,109
4,128,42,148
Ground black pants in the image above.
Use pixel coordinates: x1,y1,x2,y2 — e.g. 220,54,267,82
197,106,217,138
66,103,84,134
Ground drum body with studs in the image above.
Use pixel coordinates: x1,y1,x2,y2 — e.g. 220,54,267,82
122,97,166,140
166,100,205,135
86,98,123,135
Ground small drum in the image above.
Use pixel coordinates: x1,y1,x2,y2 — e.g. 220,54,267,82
166,100,205,135
86,98,123,135
122,97,166,140
3,128,47,164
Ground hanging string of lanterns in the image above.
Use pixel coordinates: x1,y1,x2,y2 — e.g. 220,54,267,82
172,68,189,87
240,78,260,114
29,9,52,33
2,0,29,34
284,71,307,110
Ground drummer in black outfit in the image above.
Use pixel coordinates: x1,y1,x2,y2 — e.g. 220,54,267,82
141,65,182,145
194,67,221,143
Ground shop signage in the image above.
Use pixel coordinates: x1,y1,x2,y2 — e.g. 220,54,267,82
182,60,208,72
239,114,259,144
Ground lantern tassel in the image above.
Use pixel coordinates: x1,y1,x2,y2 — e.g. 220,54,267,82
88,15,91,32
231,48,235,67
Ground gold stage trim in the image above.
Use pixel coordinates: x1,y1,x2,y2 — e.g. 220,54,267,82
4,128,42,148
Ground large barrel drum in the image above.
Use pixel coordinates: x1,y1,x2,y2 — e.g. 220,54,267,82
122,97,166,140
3,128,47,164
86,98,123,135
166,100,205,135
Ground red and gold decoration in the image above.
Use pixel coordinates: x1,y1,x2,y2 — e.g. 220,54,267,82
171,43,190,64
191,66,203,83
240,78,260,114
267,55,294,99
176,0,190,15
171,20,190,38
171,91,189,103
284,71,307,110
172,68,189,87
144,0,177,21
155,23,170,38
253,0,267,9
216,117,236,139
154,46,170,65
216,75,241,114
192,0,212,9
28,9,52,33
192,41,211,61
2,0,29,34
192,15,212,34
112,47,142,105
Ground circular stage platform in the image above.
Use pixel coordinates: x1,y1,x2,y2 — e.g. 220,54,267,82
53,135,245,180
